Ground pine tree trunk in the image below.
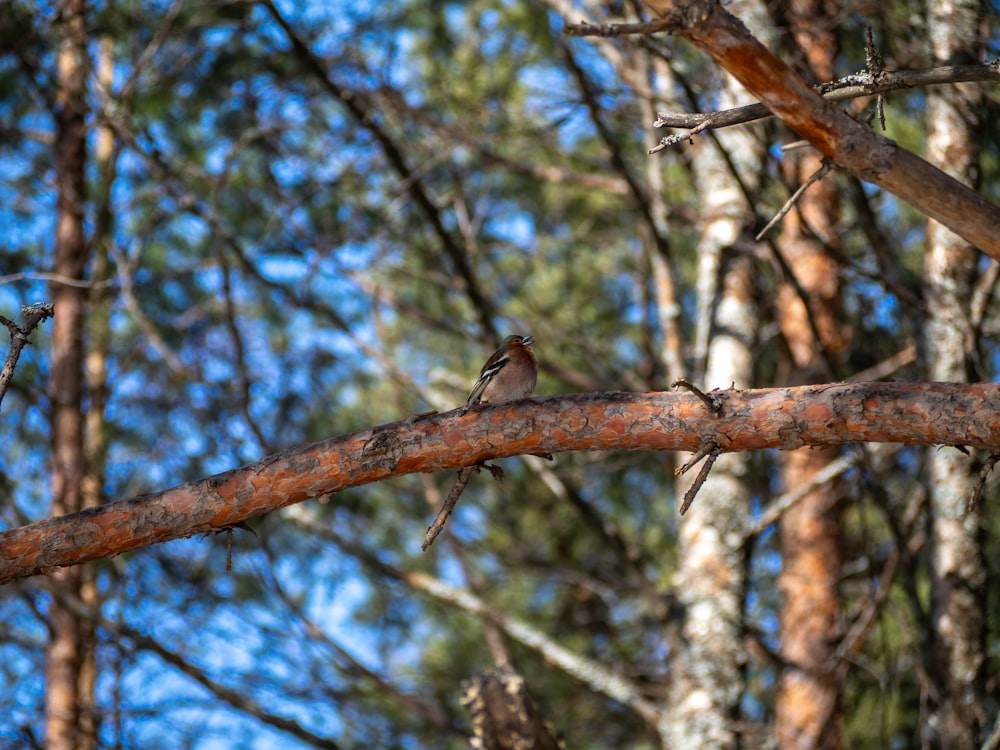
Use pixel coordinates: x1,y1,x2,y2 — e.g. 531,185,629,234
45,2,94,748
774,3,846,747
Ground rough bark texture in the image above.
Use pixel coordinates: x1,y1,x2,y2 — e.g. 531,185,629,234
639,0,1000,257
45,1,92,749
664,1,765,739
923,0,987,745
773,4,845,747
461,664,563,750
2,383,999,585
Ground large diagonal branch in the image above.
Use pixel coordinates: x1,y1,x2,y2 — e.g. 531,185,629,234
611,1,1000,257
2,382,998,585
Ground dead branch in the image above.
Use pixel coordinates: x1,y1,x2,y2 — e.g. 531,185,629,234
645,63,1000,133
423,463,503,551
0,303,54,408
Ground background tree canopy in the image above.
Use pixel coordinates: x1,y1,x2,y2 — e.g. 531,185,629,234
1,1,999,748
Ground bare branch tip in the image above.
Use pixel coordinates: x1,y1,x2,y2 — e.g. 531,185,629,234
678,446,721,515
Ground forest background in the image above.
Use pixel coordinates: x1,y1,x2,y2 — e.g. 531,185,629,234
2,0,1000,748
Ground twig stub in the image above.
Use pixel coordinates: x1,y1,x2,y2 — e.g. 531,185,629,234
672,378,723,414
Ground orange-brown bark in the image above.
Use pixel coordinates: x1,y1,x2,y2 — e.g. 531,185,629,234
46,1,91,748
1,382,998,585
773,6,845,744
776,449,843,749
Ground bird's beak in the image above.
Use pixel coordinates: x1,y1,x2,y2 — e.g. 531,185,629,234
522,335,534,347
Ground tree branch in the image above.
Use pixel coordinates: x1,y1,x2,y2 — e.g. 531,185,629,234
646,63,1000,133
0,303,54,408
2,382,998,585
571,2,1000,257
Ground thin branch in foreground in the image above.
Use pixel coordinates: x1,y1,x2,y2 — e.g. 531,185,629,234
648,120,711,154
564,18,676,37
637,0,1000,254
423,463,504,550
0,302,54,408
649,61,1000,136
756,160,833,241
423,466,475,550
675,442,720,515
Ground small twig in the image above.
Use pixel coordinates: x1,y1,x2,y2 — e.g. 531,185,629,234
423,463,503,551
649,121,711,154
111,242,188,375
756,160,832,241
0,271,114,290
564,18,676,38
0,303,54,409
650,61,1000,144
204,522,256,572
675,443,721,515
780,140,813,153
671,378,723,414
967,452,1000,513
864,26,886,131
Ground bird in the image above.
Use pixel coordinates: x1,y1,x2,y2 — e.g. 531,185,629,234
463,334,537,411
423,334,538,551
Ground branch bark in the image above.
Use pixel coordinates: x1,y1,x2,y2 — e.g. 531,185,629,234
649,62,1000,132
1,382,998,585
628,0,1000,258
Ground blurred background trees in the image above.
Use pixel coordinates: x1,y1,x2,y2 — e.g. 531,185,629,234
1,0,998,747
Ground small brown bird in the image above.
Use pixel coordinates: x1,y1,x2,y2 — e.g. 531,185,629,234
423,334,538,551
464,334,537,410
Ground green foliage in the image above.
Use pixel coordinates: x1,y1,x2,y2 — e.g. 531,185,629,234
1,1,999,748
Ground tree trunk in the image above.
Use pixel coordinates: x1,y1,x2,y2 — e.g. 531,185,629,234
45,1,94,748
774,3,846,748
922,0,987,746
664,3,767,744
